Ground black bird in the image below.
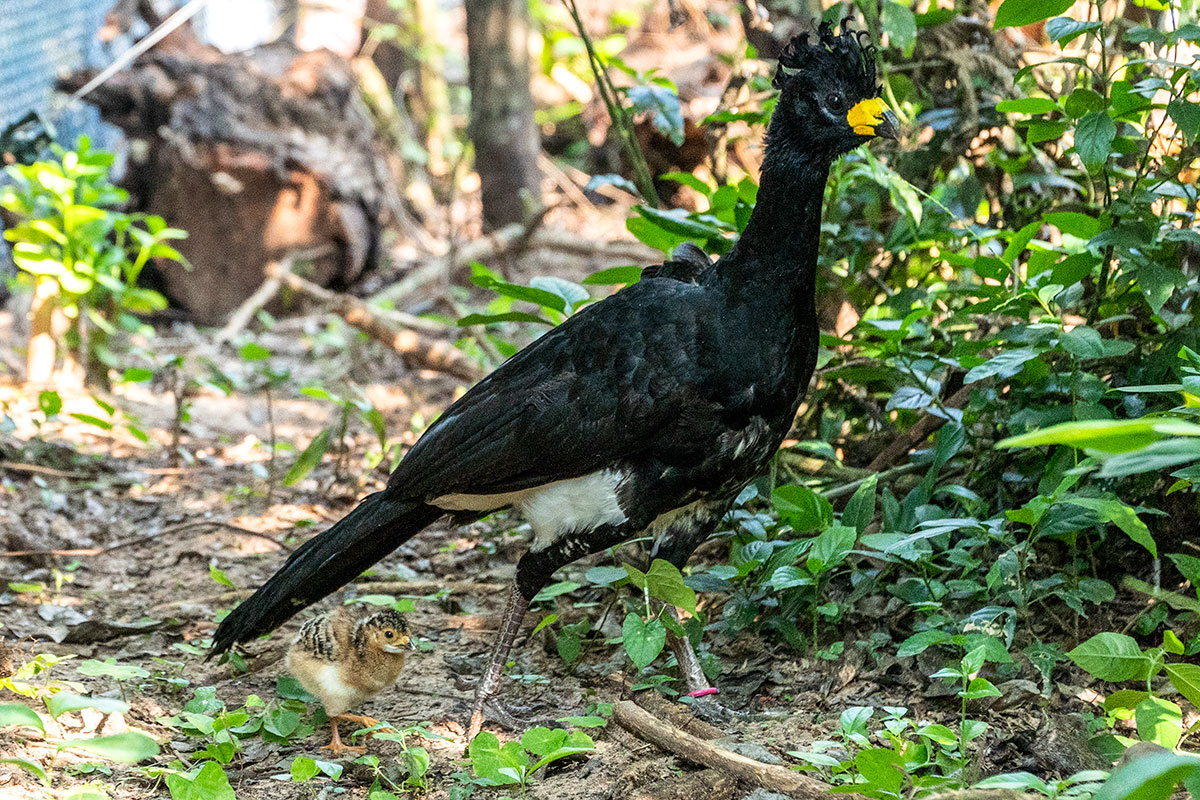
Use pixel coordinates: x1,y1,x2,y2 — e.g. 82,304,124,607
211,22,898,738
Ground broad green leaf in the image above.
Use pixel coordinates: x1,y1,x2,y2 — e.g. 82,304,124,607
1068,632,1150,681
45,693,130,719
1165,663,1200,709
1135,697,1182,749
1062,497,1156,557
585,565,629,586
78,658,150,681
855,748,904,793
165,760,237,800
1168,553,1200,586
881,2,917,56
0,703,45,732
1168,99,1200,139
291,756,319,782
582,265,643,285
1098,439,1200,479
1075,112,1117,168
645,559,697,615
1045,17,1102,44
626,84,684,146
772,484,833,532
897,630,951,657
622,614,666,671
1091,752,1200,800
529,276,590,312
994,0,1073,28
975,772,1051,793
58,731,159,763
807,525,856,575
531,580,580,603
521,726,567,757
998,418,1200,453
842,474,878,534
964,347,1040,384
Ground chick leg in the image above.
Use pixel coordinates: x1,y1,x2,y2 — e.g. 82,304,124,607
321,718,367,755
467,581,530,739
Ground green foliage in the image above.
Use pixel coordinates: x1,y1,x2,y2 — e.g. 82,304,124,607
466,726,595,788
0,136,186,383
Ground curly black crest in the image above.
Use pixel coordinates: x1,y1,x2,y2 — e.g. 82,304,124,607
772,19,879,96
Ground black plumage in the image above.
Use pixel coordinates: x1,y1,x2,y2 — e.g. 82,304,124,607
211,22,898,737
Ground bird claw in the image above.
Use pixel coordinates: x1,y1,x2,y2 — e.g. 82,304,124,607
320,740,367,756
466,697,534,740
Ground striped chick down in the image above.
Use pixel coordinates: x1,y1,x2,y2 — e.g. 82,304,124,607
286,606,413,753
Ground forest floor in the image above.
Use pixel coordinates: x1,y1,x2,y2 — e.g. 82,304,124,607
0,225,1120,798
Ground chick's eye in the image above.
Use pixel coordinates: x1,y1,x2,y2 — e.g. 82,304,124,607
827,93,844,111
385,630,394,638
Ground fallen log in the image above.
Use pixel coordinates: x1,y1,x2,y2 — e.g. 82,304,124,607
269,263,484,382
612,700,866,800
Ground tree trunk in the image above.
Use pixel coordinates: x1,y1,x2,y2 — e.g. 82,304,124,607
466,0,542,230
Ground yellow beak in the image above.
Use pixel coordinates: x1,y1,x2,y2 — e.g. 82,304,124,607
847,97,899,139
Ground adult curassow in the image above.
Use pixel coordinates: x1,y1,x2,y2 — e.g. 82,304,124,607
212,21,898,738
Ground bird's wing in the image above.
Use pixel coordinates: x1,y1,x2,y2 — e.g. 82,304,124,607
387,278,709,501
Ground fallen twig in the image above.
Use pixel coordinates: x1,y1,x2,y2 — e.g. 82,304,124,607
270,265,485,382
611,700,865,800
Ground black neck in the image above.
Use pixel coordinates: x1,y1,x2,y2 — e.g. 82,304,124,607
713,135,833,303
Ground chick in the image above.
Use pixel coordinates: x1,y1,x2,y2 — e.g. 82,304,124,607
286,606,413,754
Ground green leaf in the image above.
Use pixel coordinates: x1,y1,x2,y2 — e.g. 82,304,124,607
0,757,49,785
291,756,319,782
807,525,856,575
996,97,1057,115
165,760,237,800
1135,697,1182,749
622,614,666,671
962,677,1002,700
897,629,952,657
521,726,567,757
239,342,270,361
529,276,590,312
1045,16,1102,44
531,580,580,603
458,311,552,327
1062,497,1156,557
772,484,833,532
1164,663,1200,710
0,703,45,732
58,731,159,763
582,265,643,285
38,389,62,417
209,563,236,589
1098,439,1200,479
45,693,130,719
585,565,629,586
964,347,1040,384
1092,752,1200,800
1168,553,1200,586
1167,99,1200,140
1068,632,1150,681
645,559,698,615
842,474,877,535
998,418,1200,453
284,428,331,486
994,0,1073,27
1075,112,1117,169
975,772,1051,793
881,2,917,56
78,658,150,681
855,748,904,793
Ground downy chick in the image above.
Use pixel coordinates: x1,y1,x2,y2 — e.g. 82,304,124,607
286,606,413,754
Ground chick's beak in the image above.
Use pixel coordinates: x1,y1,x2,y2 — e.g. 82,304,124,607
382,640,409,654
847,97,900,140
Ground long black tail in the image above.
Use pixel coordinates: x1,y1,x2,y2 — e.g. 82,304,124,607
209,491,443,656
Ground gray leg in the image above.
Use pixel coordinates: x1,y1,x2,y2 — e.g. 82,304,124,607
467,580,530,739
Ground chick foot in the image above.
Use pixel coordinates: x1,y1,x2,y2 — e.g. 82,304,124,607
321,720,367,756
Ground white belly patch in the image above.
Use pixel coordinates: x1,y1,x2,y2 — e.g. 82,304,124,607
433,469,628,551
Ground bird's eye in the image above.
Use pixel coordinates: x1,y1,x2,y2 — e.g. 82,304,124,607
385,630,394,638
827,93,845,112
